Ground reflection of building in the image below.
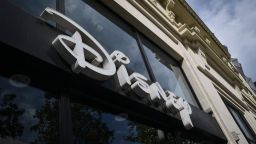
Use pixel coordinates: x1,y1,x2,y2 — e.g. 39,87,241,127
0,0,255,144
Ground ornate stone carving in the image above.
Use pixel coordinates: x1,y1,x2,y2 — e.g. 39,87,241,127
205,38,211,45
190,26,201,34
158,0,175,11
150,0,158,5
167,10,175,20
230,131,240,142
158,0,176,20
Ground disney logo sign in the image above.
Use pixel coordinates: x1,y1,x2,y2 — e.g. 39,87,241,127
41,8,193,129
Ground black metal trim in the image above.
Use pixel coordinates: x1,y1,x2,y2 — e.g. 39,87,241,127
56,0,65,14
134,31,168,141
56,1,73,144
135,31,157,82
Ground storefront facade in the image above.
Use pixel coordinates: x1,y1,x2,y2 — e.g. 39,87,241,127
0,0,255,144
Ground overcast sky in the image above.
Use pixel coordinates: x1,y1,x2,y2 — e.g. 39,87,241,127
186,0,256,82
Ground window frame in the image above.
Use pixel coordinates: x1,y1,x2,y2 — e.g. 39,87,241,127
136,32,201,108
226,103,256,144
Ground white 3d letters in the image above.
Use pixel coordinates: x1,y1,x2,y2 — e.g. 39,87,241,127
130,73,150,97
149,82,166,102
41,7,116,80
41,7,194,130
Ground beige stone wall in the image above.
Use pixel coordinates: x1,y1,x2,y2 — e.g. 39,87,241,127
180,44,249,144
101,0,256,143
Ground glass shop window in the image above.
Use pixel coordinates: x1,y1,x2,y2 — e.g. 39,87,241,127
70,102,163,144
70,100,204,144
227,105,256,144
0,75,58,144
8,0,56,17
140,35,199,108
65,0,150,79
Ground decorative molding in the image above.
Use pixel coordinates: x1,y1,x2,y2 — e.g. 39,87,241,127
129,0,179,44
205,38,211,45
159,0,175,11
148,0,182,28
230,131,240,142
158,0,175,20
190,26,201,34
210,77,250,113
178,0,231,59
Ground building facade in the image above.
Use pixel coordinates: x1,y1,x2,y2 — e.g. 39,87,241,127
0,0,256,144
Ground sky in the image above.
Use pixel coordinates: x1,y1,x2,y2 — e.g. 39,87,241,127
186,0,256,82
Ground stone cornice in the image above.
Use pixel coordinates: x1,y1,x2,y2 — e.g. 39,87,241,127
212,80,249,113
128,0,180,45
178,0,231,58
242,91,256,112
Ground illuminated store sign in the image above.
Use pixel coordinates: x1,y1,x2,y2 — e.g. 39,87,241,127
41,8,193,129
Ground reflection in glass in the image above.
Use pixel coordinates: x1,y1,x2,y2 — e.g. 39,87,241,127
141,36,199,107
65,0,150,79
71,102,163,144
71,100,206,144
0,76,58,144
126,122,171,144
9,0,56,17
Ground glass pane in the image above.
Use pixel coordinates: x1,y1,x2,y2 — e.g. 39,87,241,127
71,102,163,144
70,98,210,144
141,36,199,107
8,0,56,17
228,106,256,142
165,133,203,144
65,0,150,79
0,75,58,144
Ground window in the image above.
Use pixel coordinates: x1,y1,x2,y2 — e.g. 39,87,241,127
70,102,164,144
140,35,199,107
69,93,204,144
65,0,150,79
64,0,199,107
227,105,256,144
0,75,59,144
8,0,56,17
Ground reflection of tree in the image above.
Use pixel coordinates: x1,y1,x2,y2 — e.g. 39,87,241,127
126,123,161,144
16,91,113,144
30,94,58,144
0,92,25,138
125,122,176,144
127,124,163,144
71,104,114,144
125,122,203,144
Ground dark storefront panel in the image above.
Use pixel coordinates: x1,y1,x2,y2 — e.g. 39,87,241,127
0,0,227,143
9,0,56,17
